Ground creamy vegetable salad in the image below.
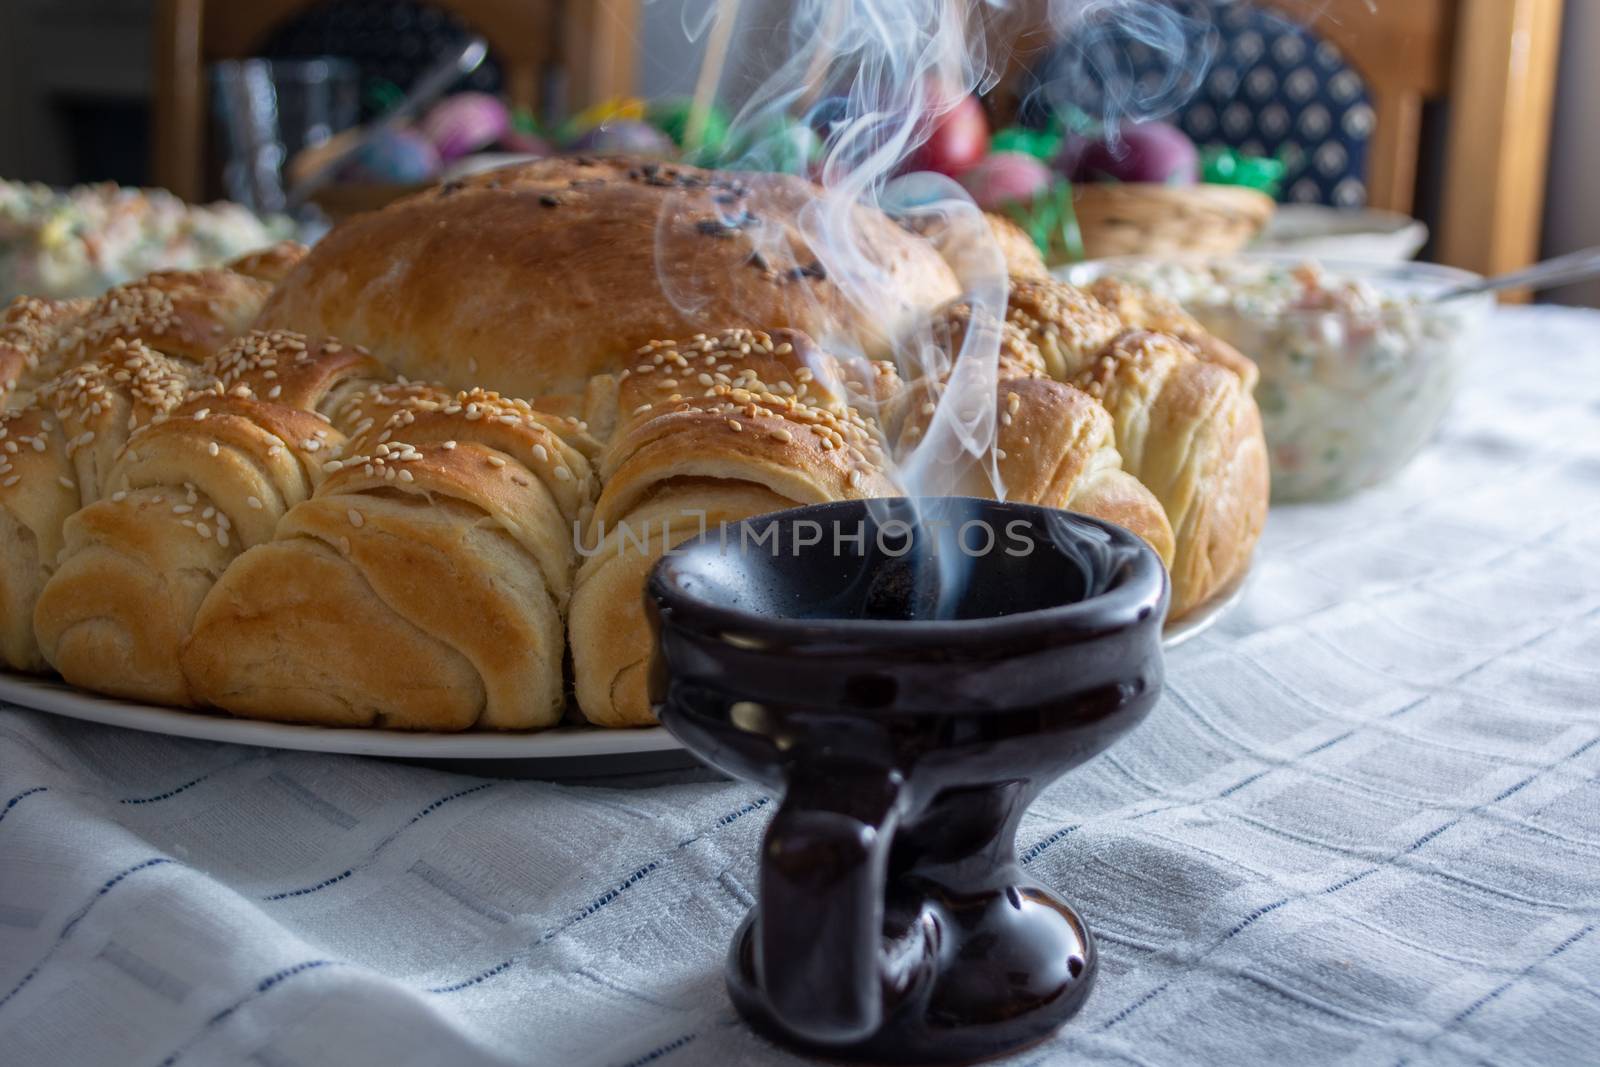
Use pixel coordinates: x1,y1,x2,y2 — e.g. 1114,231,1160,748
1093,258,1488,501
1,181,290,302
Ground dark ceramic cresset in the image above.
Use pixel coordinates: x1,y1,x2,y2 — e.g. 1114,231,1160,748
646,498,1169,1064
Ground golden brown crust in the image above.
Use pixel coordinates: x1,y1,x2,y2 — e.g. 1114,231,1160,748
205,329,389,416
183,441,571,730
54,269,271,368
0,341,204,672
893,374,1174,565
1003,277,1127,381
571,328,898,726
0,192,1272,729
33,391,339,703
181,536,489,728
1088,276,1259,389
1072,331,1267,615
925,300,1050,381
258,157,961,398
0,296,91,409
903,212,1047,284
227,241,308,284
0,406,80,671
985,214,1050,279
41,338,207,504
347,386,596,532
181,375,597,730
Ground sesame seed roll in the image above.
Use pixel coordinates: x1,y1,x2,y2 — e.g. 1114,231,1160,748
569,327,900,727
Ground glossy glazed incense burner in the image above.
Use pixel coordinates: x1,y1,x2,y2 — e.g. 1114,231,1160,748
647,498,1169,1064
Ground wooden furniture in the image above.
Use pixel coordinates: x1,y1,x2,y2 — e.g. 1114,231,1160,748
999,0,1564,284
152,0,639,202
1269,0,1564,288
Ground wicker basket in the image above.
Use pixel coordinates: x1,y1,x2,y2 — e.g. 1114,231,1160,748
1069,183,1276,261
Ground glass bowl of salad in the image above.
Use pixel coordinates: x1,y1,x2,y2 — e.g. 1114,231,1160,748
1064,255,1494,502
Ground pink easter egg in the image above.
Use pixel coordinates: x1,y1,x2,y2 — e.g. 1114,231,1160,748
958,152,1054,210
421,93,511,162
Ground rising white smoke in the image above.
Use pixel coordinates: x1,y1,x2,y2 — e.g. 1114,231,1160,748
658,0,1214,502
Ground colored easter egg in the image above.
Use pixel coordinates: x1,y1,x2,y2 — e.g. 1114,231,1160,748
569,120,676,158
421,93,511,162
958,151,1054,209
344,127,441,183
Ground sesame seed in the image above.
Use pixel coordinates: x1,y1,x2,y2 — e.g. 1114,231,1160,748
194,408,209,420
398,469,413,482
770,428,792,443
247,496,262,509
195,522,211,538
2,476,17,488
487,456,506,468
443,440,457,450
727,419,742,432
207,442,220,457
324,460,344,472
347,509,364,528
111,491,127,502
848,469,863,489
173,504,192,514
217,529,230,547
554,467,572,481
58,476,74,490
633,403,652,415
31,438,44,452
339,536,352,554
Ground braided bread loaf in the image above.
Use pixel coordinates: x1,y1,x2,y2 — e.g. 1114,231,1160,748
181,385,595,729
34,392,337,703
570,328,903,726
978,277,1268,614
0,340,205,667
0,160,1268,732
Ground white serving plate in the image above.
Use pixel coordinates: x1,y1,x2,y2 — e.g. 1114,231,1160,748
0,563,1247,775
1251,205,1429,263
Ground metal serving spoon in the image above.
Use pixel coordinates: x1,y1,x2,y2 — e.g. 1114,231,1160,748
1433,245,1600,302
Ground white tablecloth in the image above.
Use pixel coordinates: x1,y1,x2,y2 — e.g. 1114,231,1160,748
2,306,1598,1067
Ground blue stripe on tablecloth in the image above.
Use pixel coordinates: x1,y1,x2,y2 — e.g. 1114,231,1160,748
0,786,46,826
262,870,354,901
157,960,344,1067
119,774,215,805
611,1033,696,1067
0,856,180,1011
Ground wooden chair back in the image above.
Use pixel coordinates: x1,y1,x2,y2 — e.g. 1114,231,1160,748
995,0,1563,280
152,0,639,202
